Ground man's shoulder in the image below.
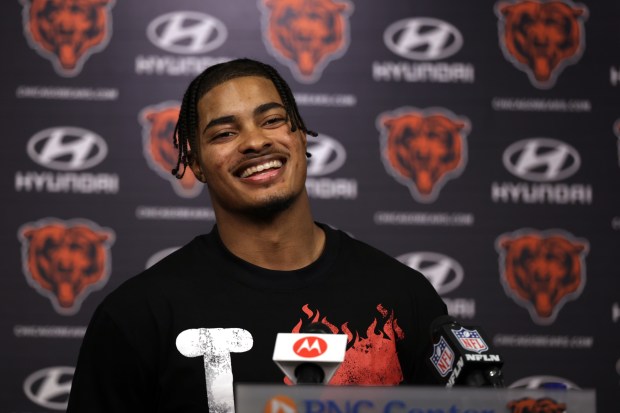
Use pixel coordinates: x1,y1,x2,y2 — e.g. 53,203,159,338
334,229,445,311
135,234,207,278
334,228,426,279
99,235,210,309
338,231,405,264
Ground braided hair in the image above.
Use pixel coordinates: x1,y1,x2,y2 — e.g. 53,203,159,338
171,58,317,179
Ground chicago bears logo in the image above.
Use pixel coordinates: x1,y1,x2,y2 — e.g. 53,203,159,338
377,108,469,203
18,219,114,315
258,0,353,83
496,229,588,325
139,102,203,198
507,397,566,413
496,0,588,89
21,0,115,77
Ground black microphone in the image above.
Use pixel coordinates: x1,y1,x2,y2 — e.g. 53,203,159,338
295,323,331,384
427,315,504,388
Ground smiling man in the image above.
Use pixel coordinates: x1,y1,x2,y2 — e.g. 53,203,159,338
68,59,448,413
187,74,324,270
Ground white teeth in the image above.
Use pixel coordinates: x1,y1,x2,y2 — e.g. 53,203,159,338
240,160,283,178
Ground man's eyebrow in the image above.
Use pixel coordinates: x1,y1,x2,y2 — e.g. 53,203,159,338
203,115,236,134
202,102,286,134
254,101,285,116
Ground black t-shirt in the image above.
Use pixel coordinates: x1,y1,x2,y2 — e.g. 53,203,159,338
68,224,447,413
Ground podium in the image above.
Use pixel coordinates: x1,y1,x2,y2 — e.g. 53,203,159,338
235,384,596,412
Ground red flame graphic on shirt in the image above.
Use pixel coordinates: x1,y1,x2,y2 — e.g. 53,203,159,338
289,303,405,384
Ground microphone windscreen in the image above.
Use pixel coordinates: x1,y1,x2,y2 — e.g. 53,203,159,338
430,315,457,335
301,322,332,334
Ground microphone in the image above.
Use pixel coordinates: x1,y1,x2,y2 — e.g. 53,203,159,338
273,323,347,384
295,323,331,383
427,315,504,388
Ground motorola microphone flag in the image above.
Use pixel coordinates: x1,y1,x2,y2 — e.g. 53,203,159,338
273,333,347,384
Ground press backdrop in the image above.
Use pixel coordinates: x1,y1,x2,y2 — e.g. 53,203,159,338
2,0,619,411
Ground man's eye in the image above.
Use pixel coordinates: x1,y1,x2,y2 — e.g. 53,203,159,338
212,131,234,140
264,117,286,126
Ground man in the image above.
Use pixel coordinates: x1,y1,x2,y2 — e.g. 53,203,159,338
67,58,448,413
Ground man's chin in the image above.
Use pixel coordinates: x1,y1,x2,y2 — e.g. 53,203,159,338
246,194,296,219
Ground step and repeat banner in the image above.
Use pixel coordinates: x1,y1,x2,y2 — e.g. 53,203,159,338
2,0,619,411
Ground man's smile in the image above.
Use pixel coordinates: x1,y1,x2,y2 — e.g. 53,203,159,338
239,159,284,178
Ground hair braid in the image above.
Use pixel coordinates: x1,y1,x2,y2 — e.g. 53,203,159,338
172,72,206,178
261,63,318,138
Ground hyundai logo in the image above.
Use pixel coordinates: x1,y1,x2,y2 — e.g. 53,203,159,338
23,366,74,410
306,134,347,176
27,127,108,171
147,11,227,54
397,251,464,295
384,17,463,61
509,375,580,390
503,138,581,182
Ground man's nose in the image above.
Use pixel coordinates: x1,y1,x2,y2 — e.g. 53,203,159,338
238,128,273,154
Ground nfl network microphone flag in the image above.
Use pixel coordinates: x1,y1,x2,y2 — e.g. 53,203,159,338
273,333,347,384
428,316,504,388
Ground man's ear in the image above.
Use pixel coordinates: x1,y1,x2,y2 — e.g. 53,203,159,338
301,131,314,159
188,152,207,183
301,130,308,153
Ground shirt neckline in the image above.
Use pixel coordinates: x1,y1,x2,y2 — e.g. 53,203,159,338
202,222,340,290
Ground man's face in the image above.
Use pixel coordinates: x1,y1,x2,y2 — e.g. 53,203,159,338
191,76,308,217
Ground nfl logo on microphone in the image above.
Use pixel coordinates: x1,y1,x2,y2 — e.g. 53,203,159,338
451,327,488,353
430,336,454,377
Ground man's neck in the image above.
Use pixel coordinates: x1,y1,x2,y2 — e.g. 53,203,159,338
214,200,325,271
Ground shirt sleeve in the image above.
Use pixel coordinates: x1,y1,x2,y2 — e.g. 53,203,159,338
67,304,157,413
409,274,449,385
